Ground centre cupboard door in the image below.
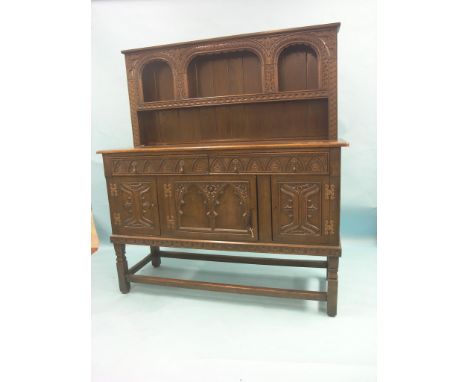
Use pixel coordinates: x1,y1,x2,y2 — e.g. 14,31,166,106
158,175,258,241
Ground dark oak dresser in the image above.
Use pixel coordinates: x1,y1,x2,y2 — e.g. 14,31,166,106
98,23,348,316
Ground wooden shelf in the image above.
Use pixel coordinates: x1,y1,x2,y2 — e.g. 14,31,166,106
97,139,349,154
136,89,329,111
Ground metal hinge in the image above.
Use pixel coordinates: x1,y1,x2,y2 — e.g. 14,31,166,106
110,183,118,197
113,212,121,226
325,184,335,200
324,220,335,235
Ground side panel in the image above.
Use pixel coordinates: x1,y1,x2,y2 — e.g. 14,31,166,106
271,175,330,244
107,176,160,236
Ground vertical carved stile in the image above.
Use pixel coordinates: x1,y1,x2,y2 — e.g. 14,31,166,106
324,220,334,235
164,183,172,197
110,183,118,197
163,183,176,230
325,184,335,200
113,212,121,226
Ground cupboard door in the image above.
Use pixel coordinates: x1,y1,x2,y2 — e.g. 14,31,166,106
271,175,330,244
158,175,258,241
107,177,160,236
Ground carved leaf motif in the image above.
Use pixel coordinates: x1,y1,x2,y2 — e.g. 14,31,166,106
228,158,243,173
285,158,304,172
267,158,282,172
128,161,138,174
325,220,334,235
192,158,208,173
307,154,328,173
210,159,225,173
247,159,262,172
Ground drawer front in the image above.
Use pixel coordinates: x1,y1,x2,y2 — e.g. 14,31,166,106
271,175,331,244
107,176,160,236
209,152,329,174
108,155,209,176
158,175,258,241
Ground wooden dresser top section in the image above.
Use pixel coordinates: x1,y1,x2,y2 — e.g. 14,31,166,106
121,23,341,147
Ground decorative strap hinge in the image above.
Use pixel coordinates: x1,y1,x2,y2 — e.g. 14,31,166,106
113,212,121,226
325,184,335,200
324,220,334,235
110,183,118,197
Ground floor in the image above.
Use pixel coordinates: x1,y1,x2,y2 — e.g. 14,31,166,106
92,238,376,382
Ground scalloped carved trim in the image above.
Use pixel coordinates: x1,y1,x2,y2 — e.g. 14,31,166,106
110,235,342,256
209,152,329,174
111,156,209,175
137,89,328,111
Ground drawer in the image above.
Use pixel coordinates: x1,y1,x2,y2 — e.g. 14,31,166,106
108,155,209,176
209,152,329,174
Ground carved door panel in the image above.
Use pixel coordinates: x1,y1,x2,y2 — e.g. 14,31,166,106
158,175,258,241
271,175,331,244
107,177,160,236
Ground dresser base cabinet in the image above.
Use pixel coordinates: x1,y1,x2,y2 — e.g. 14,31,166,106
101,142,346,317
99,23,348,316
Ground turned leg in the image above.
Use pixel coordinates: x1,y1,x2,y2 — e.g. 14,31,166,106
114,243,130,294
150,246,161,267
327,257,339,317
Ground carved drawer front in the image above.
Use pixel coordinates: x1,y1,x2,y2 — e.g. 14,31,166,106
158,175,258,242
209,152,328,174
271,175,331,244
108,177,160,236
109,155,209,176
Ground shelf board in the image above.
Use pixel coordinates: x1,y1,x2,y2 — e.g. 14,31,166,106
136,90,329,112
97,139,349,155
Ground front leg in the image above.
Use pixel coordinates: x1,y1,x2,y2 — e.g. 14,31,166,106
114,243,130,293
150,246,161,267
327,257,339,317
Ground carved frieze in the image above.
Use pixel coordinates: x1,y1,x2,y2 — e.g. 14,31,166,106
209,152,328,174
110,235,342,256
110,156,209,175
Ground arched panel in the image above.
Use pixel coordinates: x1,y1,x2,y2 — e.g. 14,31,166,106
141,60,174,102
187,50,261,98
278,44,319,91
